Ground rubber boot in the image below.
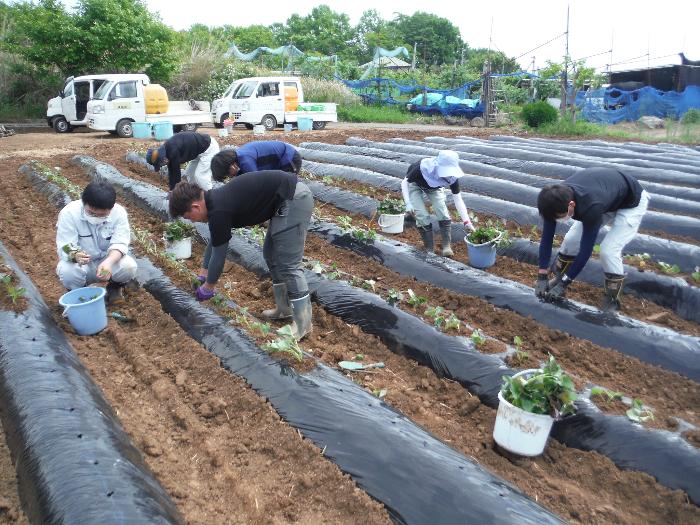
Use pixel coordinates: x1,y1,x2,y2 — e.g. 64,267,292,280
438,220,453,257
106,279,126,305
550,253,576,278
417,225,434,253
262,283,293,320
602,273,625,312
290,294,313,340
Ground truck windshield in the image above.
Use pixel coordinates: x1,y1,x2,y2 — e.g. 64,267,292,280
224,82,241,98
233,81,258,99
94,81,114,100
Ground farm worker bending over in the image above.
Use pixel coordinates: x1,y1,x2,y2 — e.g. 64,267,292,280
169,170,314,340
401,150,475,257
146,131,219,191
210,141,301,182
536,168,649,312
56,182,137,304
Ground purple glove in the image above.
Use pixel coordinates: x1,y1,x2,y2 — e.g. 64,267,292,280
192,274,206,289
195,285,216,301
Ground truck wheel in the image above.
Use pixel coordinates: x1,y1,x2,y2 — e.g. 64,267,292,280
311,121,326,130
53,116,72,133
244,123,254,130
181,123,198,132
116,119,134,138
261,114,277,131
215,113,229,129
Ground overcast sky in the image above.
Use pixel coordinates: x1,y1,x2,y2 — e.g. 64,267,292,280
79,0,700,72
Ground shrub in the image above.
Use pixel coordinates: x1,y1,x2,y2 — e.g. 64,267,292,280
300,77,360,105
538,115,604,136
521,100,558,128
681,108,700,125
337,103,412,123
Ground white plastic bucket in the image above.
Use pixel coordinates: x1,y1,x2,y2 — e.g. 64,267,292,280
377,213,404,234
283,123,293,133
218,128,229,138
493,369,554,456
253,125,265,135
164,237,192,259
59,286,108,336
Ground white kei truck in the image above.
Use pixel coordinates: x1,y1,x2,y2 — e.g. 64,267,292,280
228,76,337,130
47,74,114,132
85,74,212,137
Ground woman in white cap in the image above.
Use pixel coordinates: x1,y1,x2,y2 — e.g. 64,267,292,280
401,150,475,256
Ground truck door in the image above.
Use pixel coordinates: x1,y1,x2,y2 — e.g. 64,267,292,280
61,80,77,123
107,80,141,121
256,81,284,125
74,81,91,121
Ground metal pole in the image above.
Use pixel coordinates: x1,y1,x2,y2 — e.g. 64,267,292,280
562,4,570,116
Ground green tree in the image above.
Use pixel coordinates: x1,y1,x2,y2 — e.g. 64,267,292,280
273,5,353,58
393,12,463,66
7,0,179,82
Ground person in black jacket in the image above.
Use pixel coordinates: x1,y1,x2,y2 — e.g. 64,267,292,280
168,171,314,340
536,167,649,311
146,131,219,191
209,141,301,182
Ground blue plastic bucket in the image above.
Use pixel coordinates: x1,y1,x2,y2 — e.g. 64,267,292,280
132,122,152,139
153,122,173,140
59,286,107,335
465,233,501,269
297,117,313,132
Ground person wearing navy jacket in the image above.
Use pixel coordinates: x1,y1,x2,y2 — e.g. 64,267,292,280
536,167,649,311
209,141,301,182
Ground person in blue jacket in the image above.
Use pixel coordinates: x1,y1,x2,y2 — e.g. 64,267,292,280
536,167,649,312
210,141,301,182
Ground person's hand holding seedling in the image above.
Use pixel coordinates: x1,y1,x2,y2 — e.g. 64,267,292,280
96,262,112,281
74,251,91,265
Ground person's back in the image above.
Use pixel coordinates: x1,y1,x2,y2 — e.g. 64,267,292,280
236,141,296,173
565,168,643,226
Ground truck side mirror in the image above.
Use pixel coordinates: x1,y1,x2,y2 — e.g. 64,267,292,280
59,90,64,98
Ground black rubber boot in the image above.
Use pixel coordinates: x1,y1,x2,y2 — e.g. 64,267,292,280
602,273,625,312
417,225,434,253
106,279,126,305
262,283,293,320
438,220,453,257
550,253,576,278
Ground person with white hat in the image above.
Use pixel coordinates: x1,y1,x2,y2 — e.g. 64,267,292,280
401,150,475,256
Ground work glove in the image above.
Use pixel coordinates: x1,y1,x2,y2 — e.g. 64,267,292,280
195,285,216,302
546,275,570,301
192,275,206,289
464,221,476,232
535,274,549,298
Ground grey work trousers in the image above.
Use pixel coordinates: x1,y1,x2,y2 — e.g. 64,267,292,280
262,181,313,298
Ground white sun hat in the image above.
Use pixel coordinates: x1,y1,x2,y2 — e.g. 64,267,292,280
420,150,464,183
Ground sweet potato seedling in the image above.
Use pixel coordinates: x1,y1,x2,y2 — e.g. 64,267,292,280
471,329,486,346
626,398,655,423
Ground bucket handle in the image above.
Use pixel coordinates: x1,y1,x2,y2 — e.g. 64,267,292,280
62,304,73,317
377,214,402,228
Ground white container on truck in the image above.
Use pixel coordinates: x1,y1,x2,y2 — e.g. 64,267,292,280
86,74,212,137
228,76,337,130
47,74,116,133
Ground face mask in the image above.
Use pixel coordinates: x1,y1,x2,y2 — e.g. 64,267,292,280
83,206,109,225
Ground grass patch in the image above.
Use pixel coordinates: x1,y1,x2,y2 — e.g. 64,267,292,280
338,103,413,124
538,116,606,136
0,100,45,120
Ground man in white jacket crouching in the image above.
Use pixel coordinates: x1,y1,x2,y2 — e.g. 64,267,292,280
56,182,137,304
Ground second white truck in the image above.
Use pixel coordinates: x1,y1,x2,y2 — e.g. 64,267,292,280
228,76,337,130
86,74,212,137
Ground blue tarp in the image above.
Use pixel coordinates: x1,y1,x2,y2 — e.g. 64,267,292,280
580,85,700,123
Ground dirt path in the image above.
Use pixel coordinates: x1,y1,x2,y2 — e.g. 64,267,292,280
0,154,390,524
16,147,700,523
